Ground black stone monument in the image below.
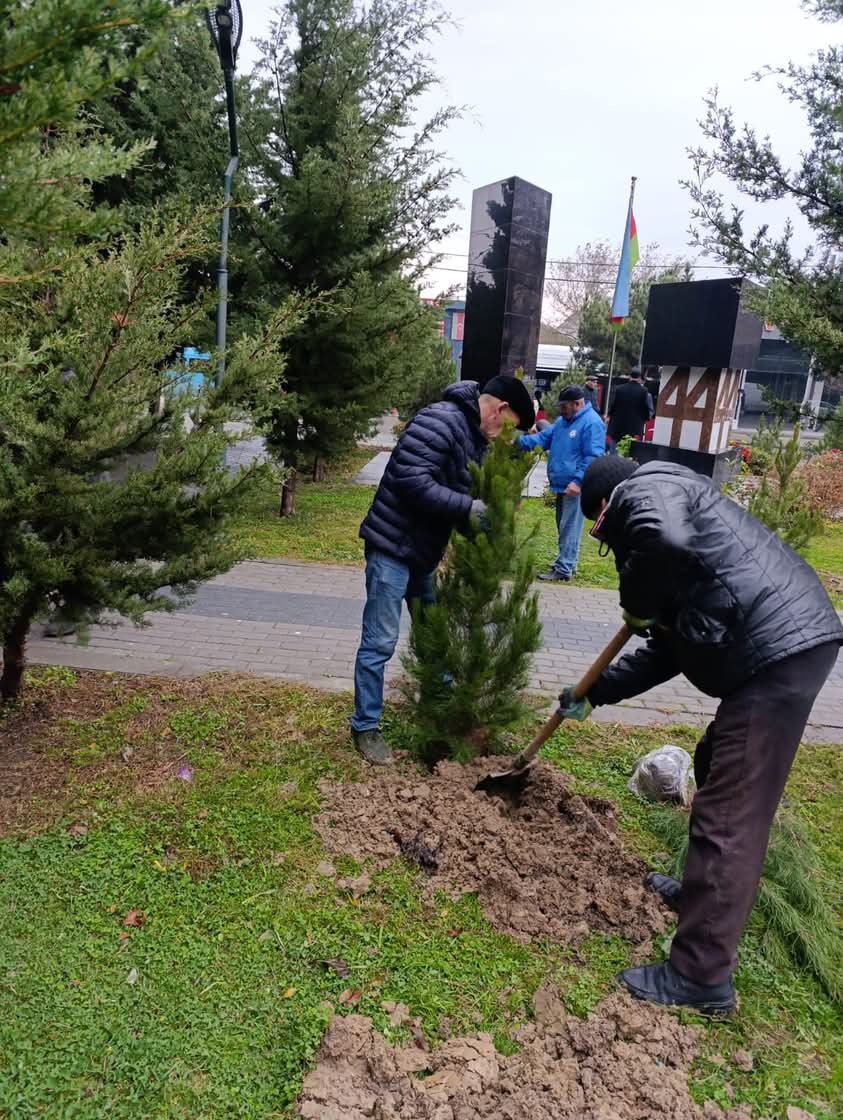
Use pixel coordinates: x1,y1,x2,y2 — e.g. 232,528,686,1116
460,176,552,386
633,278,762,485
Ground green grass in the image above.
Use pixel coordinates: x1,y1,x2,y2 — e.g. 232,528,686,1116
230,448,621,589
0,672,840,1118
229,446,373,564
804,520,843,608
229,441,843,604
518,500,619,589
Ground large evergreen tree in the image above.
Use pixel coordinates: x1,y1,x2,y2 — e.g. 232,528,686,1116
242,0,459,511
0,0,174,268
0,214,298,701
683,0,842,376
91,21,228,221
0,1,298,700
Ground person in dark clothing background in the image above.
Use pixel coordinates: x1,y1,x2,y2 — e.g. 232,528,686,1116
352,376,535,764
557,455,842,1016
584,375,601,412
607,366,650,450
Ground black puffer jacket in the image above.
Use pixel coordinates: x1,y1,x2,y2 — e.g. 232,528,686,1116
589,462,843,705
360,382,488,572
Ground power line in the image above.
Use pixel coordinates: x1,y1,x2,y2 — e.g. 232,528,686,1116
417,264,722,285
428,250,733,271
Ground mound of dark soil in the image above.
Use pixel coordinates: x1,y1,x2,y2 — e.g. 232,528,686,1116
315,759,667,946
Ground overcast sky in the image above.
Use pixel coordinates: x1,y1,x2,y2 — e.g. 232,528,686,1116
238,0,834,299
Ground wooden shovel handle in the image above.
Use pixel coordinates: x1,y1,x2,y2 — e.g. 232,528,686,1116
515,624,633,769
572,623,633,701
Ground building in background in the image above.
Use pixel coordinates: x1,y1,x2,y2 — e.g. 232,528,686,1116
423,298,465,377
534,344,574,392
741,324,837,418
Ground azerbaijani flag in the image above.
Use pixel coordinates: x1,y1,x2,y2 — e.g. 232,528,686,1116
610,198,639,323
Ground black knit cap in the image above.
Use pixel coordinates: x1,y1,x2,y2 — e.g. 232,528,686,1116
558,384,586,403
580,456,638,519
483,374,536,432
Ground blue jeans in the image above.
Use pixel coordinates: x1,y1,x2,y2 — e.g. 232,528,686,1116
352,548,435,731
552,493,584,577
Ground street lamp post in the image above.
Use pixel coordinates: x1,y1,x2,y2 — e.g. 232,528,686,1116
206,0,243,387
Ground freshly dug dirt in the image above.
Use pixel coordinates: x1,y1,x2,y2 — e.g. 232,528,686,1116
315,759,667,946
296,989,753,1120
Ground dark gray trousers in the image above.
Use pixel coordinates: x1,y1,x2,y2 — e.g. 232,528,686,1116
670,641,839,985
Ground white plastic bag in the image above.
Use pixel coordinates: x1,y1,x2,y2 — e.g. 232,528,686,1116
628,745,694,806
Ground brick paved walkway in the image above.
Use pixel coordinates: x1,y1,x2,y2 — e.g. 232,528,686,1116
27,559,843,743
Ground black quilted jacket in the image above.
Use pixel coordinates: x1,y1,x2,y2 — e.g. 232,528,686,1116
360,381,488,572
588,462,843,705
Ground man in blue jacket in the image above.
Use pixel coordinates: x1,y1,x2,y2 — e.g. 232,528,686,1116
352,376,535,764
519,384,606,582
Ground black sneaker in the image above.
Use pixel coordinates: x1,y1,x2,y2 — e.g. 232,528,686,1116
646,871,682,913
618,961,736,1017
537,570,570,582
352,729,393,765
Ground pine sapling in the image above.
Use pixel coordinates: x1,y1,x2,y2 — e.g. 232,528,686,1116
747,423,824,553
401,432,541,763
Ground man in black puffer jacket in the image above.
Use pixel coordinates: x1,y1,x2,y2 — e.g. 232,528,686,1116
558,456,842,1016
352,377,535,764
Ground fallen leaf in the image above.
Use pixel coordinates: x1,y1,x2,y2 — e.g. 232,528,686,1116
68,822,88,839
321,958,350,979
161,727,171,738
447,928,462,938
316,861,336,877
258,930,274,943
786,1109,816,1120
126,968,138,986
271,851,286,866
197,808,209,820
407,1020,430,1051
338,872,371,898
152,859,168,873
123,910,146,928
338,988,362,1007
283,988,297,999
118,931,131,942
381,1000,410,1027
732,1049,754,1072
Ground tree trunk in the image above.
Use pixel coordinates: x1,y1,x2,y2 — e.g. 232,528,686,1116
1,612,31,702
279,469,298,517
312,455,327,482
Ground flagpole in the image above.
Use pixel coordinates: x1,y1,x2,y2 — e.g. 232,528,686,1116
605,176,637,423
606,332,618,419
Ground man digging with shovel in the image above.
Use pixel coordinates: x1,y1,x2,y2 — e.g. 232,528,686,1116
556,455,842,1016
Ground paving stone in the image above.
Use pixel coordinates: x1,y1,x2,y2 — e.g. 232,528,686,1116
26,558,843,744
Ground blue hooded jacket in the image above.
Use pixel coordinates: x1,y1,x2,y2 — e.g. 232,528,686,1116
519,402,606,492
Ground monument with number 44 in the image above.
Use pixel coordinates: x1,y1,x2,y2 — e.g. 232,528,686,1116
633,278,763,484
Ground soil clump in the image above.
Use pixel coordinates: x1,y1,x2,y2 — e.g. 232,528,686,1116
296,988,754,1119
315,759,667,945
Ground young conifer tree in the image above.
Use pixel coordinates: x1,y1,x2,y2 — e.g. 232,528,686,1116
0,216,299,701
401,431,541,762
